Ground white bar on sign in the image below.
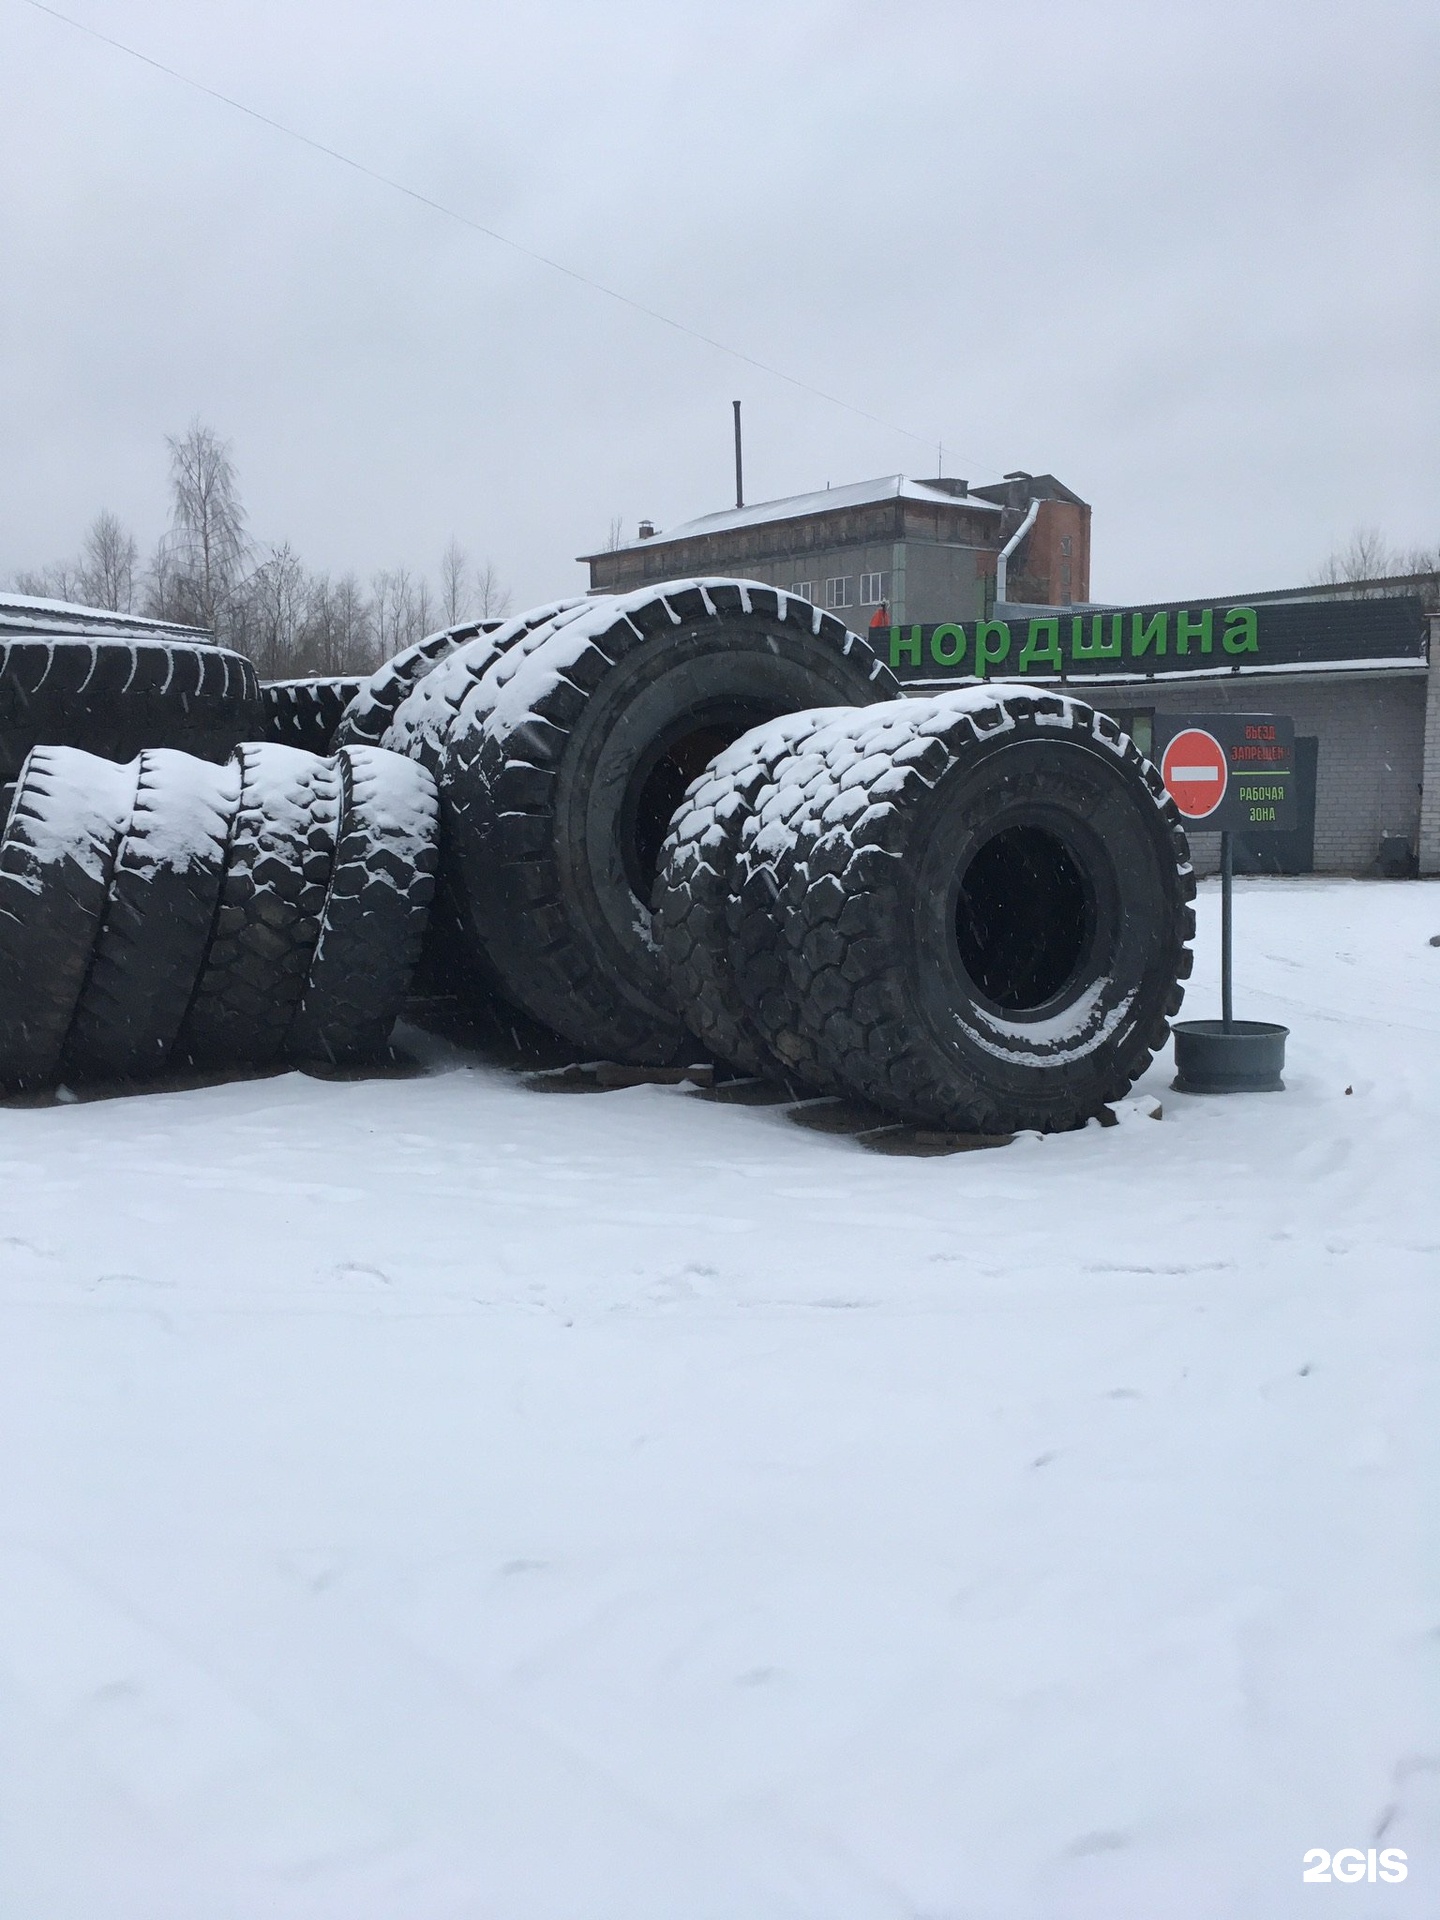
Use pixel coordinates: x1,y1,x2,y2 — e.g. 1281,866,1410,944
1171,765,1221,780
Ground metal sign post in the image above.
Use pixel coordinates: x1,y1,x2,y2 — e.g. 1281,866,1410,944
1155,713,1295,1092
1221,828,1233,1031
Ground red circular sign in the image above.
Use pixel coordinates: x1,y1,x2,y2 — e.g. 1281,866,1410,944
1161,728,1228,819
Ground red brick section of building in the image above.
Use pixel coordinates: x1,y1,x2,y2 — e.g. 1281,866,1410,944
961,472,1091,606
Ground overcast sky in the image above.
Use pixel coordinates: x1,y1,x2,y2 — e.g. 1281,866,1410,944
3,0,1437,609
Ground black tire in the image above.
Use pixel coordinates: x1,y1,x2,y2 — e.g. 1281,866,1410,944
381,601,591,772
0,747,139,1089
434,580,900,1063
260,677,366,754
334,603,585,750
727,710,882,1094
0,638,261,795
774,688,1197,1132
63,750,241,1081
284,746,440,1064
651,707,846,1079
175,743,340,1066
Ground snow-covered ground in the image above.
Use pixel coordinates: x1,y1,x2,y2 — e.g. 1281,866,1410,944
1,877,1435,1919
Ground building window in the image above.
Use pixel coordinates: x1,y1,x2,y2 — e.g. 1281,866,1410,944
1107,709,1154,758
823,576,855,609
859,571,890,606
789,581,814,602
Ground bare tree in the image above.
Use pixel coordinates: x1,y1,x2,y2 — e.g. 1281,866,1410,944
440,539,471,625
1312,526,1395,586
474,560,512,619
604,514,625,552
372,566,420,662
142,536,181,624
158,420,248,631
77,510,138,613
11,560,86,603
1310,528,1440,597
11,420,520,670
237,543,310,678
302,572,374,675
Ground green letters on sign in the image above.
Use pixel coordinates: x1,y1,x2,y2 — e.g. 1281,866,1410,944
1222,606,1259,655
1071,614,1123,663
929,623,967,667
1130,610,1167,658
974,621,1011,678
1175,608,1213,656
889,625,922,668
1018,618,1062,672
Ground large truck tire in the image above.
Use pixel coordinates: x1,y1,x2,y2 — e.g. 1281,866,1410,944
63,750,241,1081
332,621,502,749
0,747,139,1089
379,601,590,773
769,688,1196,1132
334,604,585,751
175,743,340,1067
374,602,596,999
726,711,883,1095
260,677,366,755
651,708,845,1079
0,638,260,799
284,746,440,1065
430,580,899,1063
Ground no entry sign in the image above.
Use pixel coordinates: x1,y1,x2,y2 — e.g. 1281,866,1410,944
1161,728,1228,819
1153,713,1297,833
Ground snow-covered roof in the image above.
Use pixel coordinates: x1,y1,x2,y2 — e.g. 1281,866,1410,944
0,591,210,643
598,475,1002,555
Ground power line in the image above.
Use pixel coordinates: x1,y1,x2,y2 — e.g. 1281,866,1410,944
18,0,978,466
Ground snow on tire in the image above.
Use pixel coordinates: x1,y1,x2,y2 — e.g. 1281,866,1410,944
379,600,590,773
428,579,899,1064
0,746,138,1089
261,677,366,755
0,637,260,798
63,750,241,1081
727,710,888,1095
175,743,340,1067
772,687,1197,1133
333,604,585,751
651,708,848,1079
284,746,439,1065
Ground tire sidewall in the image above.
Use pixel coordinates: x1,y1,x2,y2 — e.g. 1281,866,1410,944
901,728,1185,1111
556,618,893,1026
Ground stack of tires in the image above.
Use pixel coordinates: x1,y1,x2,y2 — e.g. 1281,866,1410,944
359,580,898,1064
653,686,1197,1134
1,581,1196,1131
0,628,438,1092
340,577,1195,1134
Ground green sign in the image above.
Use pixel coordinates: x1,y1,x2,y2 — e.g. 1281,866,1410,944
883,593,1425,681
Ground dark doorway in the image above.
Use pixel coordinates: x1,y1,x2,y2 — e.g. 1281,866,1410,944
1234,735,1318,874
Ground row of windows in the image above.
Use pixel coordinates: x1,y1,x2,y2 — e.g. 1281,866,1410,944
787,572,891,609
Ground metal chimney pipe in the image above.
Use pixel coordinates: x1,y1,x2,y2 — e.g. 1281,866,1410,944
733,400,744,510
995,496,1040,607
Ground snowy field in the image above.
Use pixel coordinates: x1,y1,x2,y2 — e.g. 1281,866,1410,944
1,876,1435,1920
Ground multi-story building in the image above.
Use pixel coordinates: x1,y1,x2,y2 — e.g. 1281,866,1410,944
580,471,1091,624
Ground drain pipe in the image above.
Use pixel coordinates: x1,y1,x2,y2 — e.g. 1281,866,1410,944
995,496,1040,608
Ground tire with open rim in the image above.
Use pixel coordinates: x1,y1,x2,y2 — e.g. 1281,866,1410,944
429,580,899,1062
761,687,1196,1130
